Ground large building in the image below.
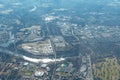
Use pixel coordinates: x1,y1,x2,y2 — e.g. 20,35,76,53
21,39,54,55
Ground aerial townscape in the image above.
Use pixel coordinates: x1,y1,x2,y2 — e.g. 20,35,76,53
0,0,120,80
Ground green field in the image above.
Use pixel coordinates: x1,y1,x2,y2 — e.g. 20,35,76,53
93,57,120,80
